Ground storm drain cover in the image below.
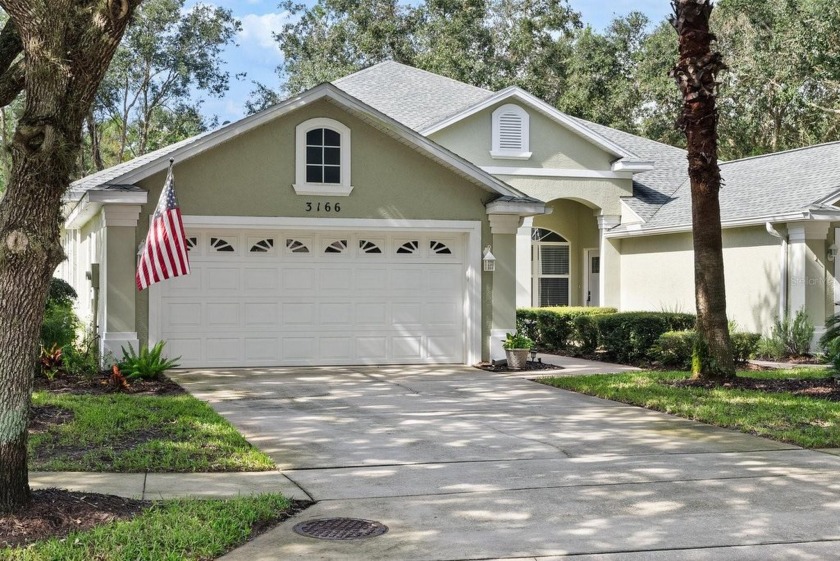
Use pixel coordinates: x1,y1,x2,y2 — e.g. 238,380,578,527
293,517,389,540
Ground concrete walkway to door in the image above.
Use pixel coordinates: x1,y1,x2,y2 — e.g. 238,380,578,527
169,365,840,561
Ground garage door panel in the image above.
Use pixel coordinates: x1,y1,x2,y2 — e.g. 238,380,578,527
206,338,241,362
167,338,202,365
244,303,277,326
165,267,202,292
283,268,317,291
356,337,387,359
206,267,239,291
319,337,353,359
282,337,317,360
245,338,278,362
393,336,422,359
283,302,316,325
162,302,202,329
392,302,423,326
390,269,424,291
160,229,468,367
244,268,278,291
206,302,240,327
355,303,387,326
424,302,461,326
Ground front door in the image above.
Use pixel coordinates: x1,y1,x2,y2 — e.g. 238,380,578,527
586,249,600,307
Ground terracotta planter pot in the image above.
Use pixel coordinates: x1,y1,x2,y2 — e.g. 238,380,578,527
505,348,530,370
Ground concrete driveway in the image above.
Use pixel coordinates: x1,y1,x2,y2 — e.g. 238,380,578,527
170,365,840,560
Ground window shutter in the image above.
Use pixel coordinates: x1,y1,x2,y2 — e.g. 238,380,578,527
539,278,569,306
497,112,523,151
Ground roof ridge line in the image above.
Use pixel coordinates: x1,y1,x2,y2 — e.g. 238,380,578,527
720,139,840,166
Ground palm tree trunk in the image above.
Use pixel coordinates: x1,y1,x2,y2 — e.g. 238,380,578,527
670,0,735,380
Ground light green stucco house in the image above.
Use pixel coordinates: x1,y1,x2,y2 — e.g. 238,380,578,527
60,62,840,367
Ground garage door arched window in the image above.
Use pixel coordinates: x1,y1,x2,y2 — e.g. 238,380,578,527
294,118,353,196
532,228,570,307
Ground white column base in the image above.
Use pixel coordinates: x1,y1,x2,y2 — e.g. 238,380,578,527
490,328,513,362
100,332,139,367
812,326,826,354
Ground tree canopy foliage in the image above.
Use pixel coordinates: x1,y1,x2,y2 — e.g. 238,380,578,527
261,0,840,160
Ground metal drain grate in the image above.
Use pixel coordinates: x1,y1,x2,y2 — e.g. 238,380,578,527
293,517,389,540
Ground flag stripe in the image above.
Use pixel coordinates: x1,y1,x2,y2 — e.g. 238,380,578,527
135,163,191,291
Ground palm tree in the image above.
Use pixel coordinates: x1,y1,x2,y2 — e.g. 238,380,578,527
670,0,735,380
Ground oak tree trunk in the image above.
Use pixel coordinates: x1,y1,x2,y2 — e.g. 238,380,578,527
670,0,735,381
0,0,137,512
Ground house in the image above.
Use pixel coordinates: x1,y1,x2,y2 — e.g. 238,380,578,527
59,61,840,368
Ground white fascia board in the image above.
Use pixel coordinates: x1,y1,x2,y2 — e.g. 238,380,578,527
482,166,632,179
811,186,840,207
606,211,816,239
419,87,636,160
612,160,655,173
485,199,550,217
105,84,522,200
65,190,148,229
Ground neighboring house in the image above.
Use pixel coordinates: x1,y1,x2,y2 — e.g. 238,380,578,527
59,61,840,367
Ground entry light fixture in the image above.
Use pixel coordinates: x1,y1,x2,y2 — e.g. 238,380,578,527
482,245,496,272
830,244,838,261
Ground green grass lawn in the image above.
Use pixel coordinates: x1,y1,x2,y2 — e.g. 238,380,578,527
1,494,291,561
540,368,840,448
30,392,275,472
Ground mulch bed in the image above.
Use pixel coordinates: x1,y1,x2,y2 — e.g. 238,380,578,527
674,376,840,401
0,488,148,548
476,360,562,373
33,371,185,395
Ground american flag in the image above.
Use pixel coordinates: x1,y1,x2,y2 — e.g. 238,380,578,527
136,160,190,291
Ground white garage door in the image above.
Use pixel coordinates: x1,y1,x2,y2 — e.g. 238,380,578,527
155,228,467,367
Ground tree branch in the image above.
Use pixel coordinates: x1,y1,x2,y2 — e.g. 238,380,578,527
0,19,22,78
806,101,840,115
0,61,25,107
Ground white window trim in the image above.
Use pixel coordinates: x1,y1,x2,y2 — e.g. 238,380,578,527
490,104,532,160
294,117,354,196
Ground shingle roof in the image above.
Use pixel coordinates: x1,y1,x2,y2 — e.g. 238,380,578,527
639,141,840,230
69,131,214,200
572,118,689,223
333,61,495,131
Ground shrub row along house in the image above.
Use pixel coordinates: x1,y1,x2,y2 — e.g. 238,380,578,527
58,61,840,368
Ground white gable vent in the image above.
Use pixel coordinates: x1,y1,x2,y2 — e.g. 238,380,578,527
491,104,531,160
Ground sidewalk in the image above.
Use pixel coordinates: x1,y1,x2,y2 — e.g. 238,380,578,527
503,352,641,378
29,471,309,501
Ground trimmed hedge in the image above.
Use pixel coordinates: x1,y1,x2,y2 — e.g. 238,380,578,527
517,307,617,351
590,312,696,363
652,330,761,369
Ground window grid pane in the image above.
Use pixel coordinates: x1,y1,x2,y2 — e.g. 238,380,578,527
540,245,569,275
305,127,341,184
539,278,569,307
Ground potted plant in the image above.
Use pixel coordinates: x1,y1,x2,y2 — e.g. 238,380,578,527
503,332,534,370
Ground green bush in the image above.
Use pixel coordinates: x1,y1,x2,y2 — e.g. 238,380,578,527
731,332,761,364
593,312,696,363
119,341,181,380
41,278,80,351
758,309,814,359
820,313,840,372
516,307,616,351
62,329,101,378
652,331,695,369
572,314,600,354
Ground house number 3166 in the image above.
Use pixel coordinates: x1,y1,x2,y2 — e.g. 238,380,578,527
305,202,341,212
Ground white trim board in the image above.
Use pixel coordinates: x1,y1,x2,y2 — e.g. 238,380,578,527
481,166,633,179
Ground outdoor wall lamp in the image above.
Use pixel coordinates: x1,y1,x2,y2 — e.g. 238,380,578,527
829,244,838,261
483,245,496,272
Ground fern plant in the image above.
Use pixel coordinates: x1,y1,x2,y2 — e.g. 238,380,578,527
119,341,180,380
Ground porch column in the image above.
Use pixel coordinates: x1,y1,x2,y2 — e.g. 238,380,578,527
597,214,622,309
787,221,830,345
489,214,521,361
100,204,143,362
515,216,534,308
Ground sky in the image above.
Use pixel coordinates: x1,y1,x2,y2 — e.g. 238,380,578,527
197,0,672,124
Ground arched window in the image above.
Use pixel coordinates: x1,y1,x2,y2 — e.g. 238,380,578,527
532,228,569,306
294,117,353,196
491,104,531,160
